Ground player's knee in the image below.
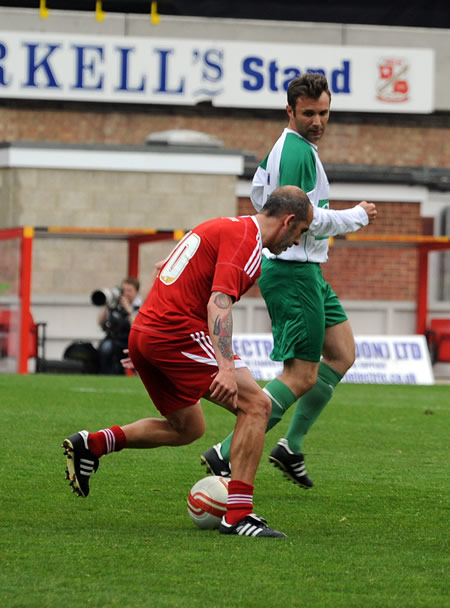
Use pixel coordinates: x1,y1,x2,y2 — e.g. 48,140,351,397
245,391,271,423
168,415,205,445
335,347,356,373
347,343,356,369
182,424,205,445
344,352,356,372
186,415,206,444
304,371,317,394
175,425,204,446
323,333,356,374
288,371,317,397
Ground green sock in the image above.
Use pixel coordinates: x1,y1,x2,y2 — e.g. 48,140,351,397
264,378,297,432
219,378,296,461
285,362,342,454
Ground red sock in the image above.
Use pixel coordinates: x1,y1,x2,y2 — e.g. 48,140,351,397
225,480,254,525
87,425,127,458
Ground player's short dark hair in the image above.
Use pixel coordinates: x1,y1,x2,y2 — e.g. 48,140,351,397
262,186,311,223
287,73,331,108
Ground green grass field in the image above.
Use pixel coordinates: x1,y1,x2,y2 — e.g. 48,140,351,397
1,374,449,608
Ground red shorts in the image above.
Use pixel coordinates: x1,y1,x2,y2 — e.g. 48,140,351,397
128,327,245,416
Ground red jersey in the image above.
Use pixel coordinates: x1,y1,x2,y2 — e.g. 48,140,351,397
135,215,262,336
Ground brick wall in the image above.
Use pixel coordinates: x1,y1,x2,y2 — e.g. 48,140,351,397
323,201,422,301
1,104,449,168
238,197,423,301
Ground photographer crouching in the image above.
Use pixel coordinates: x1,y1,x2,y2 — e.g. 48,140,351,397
92,277,141,375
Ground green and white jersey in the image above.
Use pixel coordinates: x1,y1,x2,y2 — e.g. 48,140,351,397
252,128,368,263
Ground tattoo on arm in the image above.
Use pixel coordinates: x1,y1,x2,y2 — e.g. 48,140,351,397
213,292,231,310
212,294,233,360
218,336,233,360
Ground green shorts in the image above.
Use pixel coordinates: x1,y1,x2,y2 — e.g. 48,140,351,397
259,257,348,362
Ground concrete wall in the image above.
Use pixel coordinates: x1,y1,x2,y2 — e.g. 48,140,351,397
0,145,241,294
0,164,237,235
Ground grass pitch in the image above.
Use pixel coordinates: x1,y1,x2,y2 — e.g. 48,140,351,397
1,374,449,608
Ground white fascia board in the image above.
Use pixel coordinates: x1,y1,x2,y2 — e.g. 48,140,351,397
236,179,428,202
236,179,252,198
329,182,428,203
0,146,244,176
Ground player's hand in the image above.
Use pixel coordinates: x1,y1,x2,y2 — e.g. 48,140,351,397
120,348,135,370
146,259,165,293
358,201,377,223
208,369,238,410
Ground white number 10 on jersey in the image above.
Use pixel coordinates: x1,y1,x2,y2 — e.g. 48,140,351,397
159,232,201,285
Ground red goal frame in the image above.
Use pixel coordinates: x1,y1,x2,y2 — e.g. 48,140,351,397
0,225,183,373
1,228,449,374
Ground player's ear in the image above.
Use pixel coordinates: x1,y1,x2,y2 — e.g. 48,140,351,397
283,213,296,228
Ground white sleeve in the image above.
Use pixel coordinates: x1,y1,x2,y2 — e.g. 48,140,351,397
309,204,369,237
250,166,269,212
250,184,265,212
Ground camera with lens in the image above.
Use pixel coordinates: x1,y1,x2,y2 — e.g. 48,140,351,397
91,287,129,338
91,286,123,309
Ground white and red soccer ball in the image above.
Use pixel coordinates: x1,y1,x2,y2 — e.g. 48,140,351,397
187,476,229,530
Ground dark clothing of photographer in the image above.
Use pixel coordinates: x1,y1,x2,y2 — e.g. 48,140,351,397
96,278,141,375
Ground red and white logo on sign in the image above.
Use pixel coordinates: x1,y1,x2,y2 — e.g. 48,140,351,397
376,58,409,103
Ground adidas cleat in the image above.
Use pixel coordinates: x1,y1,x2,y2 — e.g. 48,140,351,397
269,438,314,489
219,513,287,538
62,430,99,497
200,443,231,478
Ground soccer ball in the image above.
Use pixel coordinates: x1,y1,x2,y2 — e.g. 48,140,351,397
187,476,229,530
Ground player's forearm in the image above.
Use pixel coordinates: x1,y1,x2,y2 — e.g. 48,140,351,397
309,204,369,237
207,291,235,370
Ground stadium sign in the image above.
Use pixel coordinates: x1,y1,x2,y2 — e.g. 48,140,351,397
0,31,434,113
342,335,434,385
233,334,434,385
